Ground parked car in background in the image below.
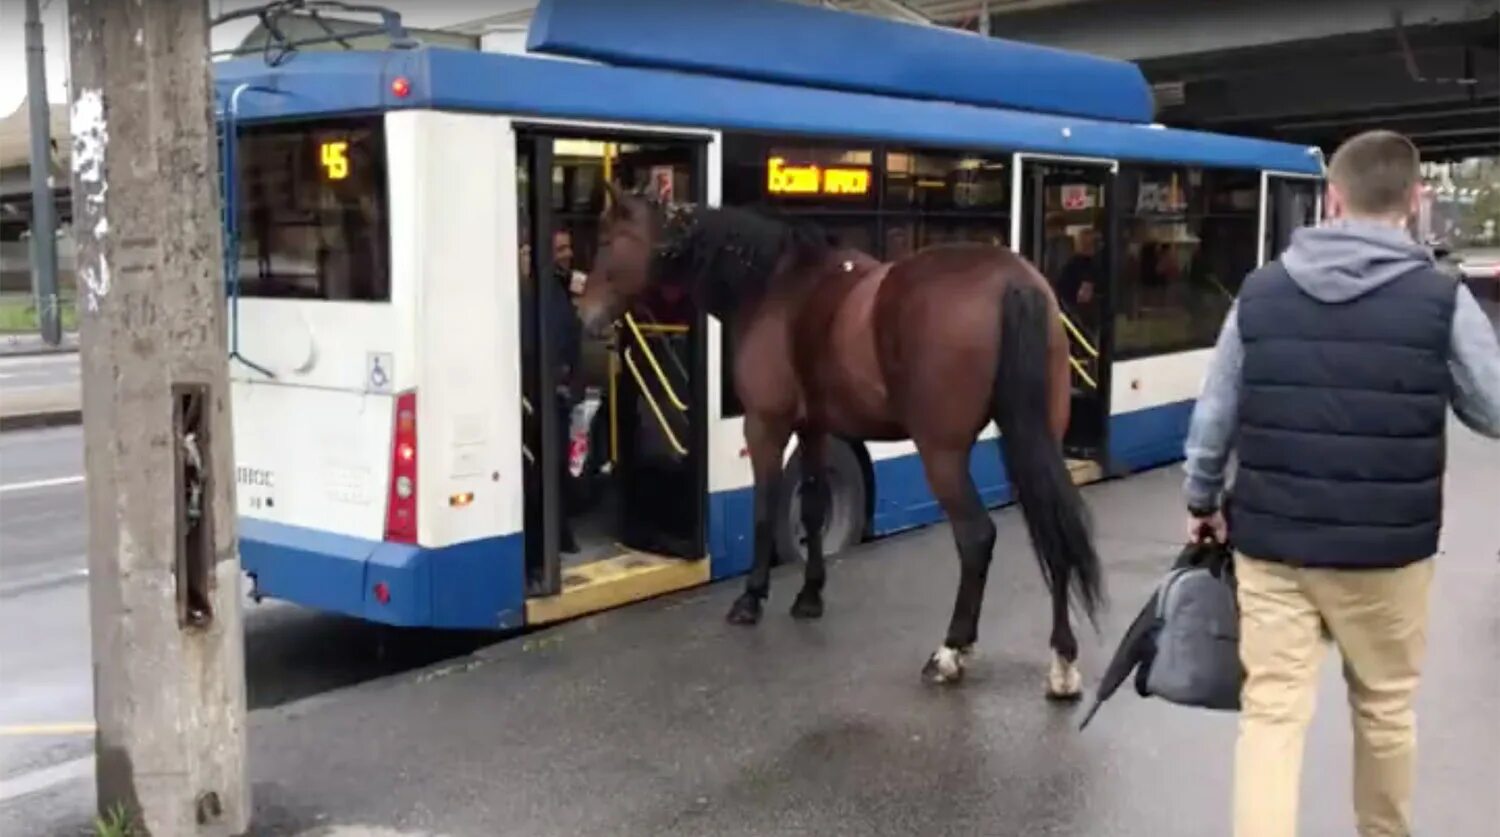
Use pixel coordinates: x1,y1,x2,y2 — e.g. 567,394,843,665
1453,247,1500,304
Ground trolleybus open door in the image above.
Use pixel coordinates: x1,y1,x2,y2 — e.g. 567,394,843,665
1015,154,1119,466
1261,172,1323,265
518,129,709,602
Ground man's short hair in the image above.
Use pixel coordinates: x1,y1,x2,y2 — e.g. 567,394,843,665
1327,130,1421,217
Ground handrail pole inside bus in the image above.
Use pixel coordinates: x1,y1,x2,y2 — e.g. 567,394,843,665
623,348,688,457
609,334,618,464
624,312,688,411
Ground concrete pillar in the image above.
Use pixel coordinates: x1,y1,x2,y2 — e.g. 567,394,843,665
66,0,249,834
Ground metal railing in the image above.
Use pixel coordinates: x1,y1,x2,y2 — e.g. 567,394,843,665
1059,311,1099,389
609,313,692,462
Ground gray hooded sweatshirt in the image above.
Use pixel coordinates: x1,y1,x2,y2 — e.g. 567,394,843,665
1183,218,1500,511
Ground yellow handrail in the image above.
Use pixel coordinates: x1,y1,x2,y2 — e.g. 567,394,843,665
1059,312,1099,359
623,312,688,411
623,347,688,457
1069,355,1098,389
635,323,689,334
608,347,619,464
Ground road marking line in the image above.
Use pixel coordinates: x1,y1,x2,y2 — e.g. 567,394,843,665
0,567,89,598
0,722,96,737
0,353,78,366
0,475,85,494
0,755,94,804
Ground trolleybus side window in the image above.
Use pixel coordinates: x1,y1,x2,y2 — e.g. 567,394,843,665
724,134,880,253
236,117,390,301
882,149,1010,258
1114,165,1258,359
722,134,880,417
719,135,1012,417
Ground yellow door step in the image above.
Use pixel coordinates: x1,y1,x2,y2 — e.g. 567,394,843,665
1067,458,1104,486
525,549,710,626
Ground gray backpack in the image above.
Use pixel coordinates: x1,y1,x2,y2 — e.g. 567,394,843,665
1080,537,1242,730
1144,559,1243,711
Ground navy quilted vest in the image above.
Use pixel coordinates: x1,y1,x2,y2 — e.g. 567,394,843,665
1231,262,1457,568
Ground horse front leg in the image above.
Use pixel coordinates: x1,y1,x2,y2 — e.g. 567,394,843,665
916,444,996,685
790,431,827,620
726,414,790,626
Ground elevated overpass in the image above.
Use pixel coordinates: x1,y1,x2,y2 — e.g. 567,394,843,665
828,0,1499,160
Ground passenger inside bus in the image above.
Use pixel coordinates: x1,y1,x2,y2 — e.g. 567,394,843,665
1055,227,1101,332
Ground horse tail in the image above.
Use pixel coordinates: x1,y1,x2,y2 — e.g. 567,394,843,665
991,283,1105,628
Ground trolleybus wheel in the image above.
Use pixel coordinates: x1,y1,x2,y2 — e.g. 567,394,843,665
774,437,867,566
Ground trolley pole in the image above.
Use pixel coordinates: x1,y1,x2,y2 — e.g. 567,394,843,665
67,1,249,834
24,0,62,346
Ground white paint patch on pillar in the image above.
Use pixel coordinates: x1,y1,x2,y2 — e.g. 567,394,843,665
69,88,111,313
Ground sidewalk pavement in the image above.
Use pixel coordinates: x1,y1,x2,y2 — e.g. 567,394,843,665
0,334,81,430
0,386,80,431
3,428,1495,837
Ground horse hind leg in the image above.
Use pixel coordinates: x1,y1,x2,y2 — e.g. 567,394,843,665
790,433,828,620
917,446,996,685
1046,563,1083,701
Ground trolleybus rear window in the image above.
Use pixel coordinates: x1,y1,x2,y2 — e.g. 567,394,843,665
235,117,391,301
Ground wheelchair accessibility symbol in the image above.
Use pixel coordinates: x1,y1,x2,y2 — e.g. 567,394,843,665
366,352,393,394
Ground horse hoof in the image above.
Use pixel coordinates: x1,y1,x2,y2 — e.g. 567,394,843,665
1045,651,1083,701
726,594,763,626
789,591,824,620
922,645,969,685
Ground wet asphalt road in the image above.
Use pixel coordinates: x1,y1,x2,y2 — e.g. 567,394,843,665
0,353,78,397
5,425,1495,836
0,427,500,795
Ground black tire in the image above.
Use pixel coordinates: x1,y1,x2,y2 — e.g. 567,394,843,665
774,437,868,565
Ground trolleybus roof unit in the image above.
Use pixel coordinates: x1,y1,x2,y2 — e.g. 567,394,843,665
215,45,1322,176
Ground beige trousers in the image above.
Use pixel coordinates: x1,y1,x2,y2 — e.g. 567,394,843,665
1233,553,1434,837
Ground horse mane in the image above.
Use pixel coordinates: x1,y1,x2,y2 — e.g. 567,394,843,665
652,204,837,320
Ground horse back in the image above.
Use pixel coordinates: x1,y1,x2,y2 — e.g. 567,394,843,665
870,243,1065,441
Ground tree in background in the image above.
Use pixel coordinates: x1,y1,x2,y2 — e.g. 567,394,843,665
1421,156,1499,248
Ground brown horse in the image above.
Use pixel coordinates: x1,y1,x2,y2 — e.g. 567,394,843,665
579,184,1104,695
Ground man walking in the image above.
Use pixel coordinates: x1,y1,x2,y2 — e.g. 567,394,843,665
1182,130,1500,837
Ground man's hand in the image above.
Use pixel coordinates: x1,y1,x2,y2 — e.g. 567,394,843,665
1188,508,1227,543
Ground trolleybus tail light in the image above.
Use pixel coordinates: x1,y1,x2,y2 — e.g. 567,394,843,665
385,390,418,544
373,581,391,605
391,76,411,98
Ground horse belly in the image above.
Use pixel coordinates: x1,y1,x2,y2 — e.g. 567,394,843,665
822,271,902,438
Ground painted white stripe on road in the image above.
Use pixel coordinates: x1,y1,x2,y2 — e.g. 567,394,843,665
0,567,89,598
0,475,85,494
0,722,96,737
0,353,79,367
0,755,94,803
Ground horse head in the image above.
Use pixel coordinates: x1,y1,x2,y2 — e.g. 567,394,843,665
579,181,692,337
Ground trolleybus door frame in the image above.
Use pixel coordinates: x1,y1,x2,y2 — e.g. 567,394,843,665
515,122,714,597
1012,152,1120,465
1258,170,1325,267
